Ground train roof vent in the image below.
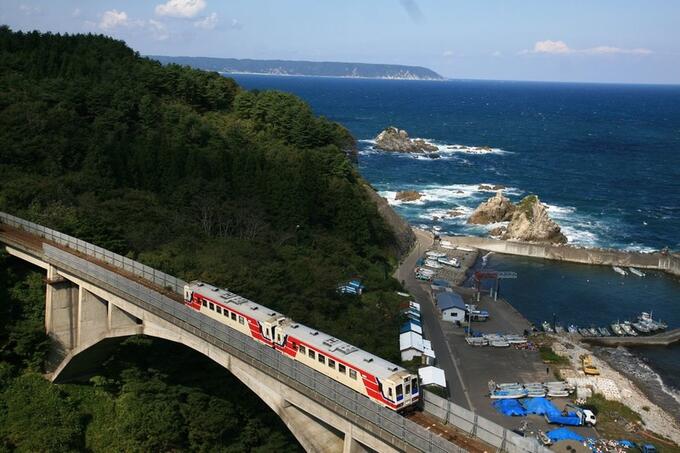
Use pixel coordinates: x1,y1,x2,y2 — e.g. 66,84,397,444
269,312,276,316
310,330,319,336
231,297,247,305
323,338,340,347
212,287,219,291
363,357,374,363
336,343,358,355
388,366,398,372
250,305,258,310
220,294,229,300
197,282,204,287
291,324,299,329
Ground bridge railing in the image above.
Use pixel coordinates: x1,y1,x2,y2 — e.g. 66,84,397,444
0,211,186,294
41,244,460,453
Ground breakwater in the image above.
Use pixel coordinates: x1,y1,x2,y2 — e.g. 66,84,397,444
443,235,680,278
582,328,680,347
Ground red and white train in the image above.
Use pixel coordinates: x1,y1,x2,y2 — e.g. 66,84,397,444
184,281,419,411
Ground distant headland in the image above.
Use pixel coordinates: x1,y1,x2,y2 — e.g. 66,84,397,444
149,55,444,81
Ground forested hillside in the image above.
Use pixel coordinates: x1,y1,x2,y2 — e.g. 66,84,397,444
0,27,407,451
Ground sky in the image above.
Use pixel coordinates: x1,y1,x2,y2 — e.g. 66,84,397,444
2,0,679,84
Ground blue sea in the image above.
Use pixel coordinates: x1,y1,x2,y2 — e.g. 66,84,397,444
231,75,680,413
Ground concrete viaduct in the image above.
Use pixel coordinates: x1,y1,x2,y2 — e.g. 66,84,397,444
0,212,548,453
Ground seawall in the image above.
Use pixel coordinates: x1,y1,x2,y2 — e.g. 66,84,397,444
443,235,680,278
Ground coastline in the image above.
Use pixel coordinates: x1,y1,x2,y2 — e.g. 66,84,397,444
408,227,680,445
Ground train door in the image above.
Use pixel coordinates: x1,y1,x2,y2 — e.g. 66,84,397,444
263,321,276,345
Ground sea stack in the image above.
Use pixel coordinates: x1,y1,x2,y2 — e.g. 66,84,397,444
467,191,515,224
374,126,438,153
502,195,567,244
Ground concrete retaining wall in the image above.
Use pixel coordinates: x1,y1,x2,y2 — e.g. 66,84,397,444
446,236,680,277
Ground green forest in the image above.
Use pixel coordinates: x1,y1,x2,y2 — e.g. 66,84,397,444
0,27,407,451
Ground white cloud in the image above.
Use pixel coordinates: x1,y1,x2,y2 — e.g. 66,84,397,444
155,0,206,18
194,12,218,30
148,19,170,40
99,9,129,30
229,18,243,30
19,4,42,15
522,40,652,56
442,50,454,57
72,8,81,18
491,50,502,57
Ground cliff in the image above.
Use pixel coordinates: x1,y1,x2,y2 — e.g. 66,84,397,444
364,184,416,256
502,195,567,244
150,56,444,80
467,191,515,224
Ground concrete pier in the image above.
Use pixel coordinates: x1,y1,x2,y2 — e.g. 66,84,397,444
581,328,680,347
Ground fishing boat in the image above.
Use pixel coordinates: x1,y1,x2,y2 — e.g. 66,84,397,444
490,339,511,348
639,312,667,332
425,251,446,258
424,259,443,269
541,321,554,333
554,324,565,334
496,382,523,389
490,388,528,399
465,337,488,346
504,335,527,344
582,355,600,375
612,266,628,276
437,256,460,267
598,327,612,337
546,388,571,398
526,387,547,398
629,267,646,277
610,322,624,336
578,328,591,337
632,321,651,334
568,325,578,334
588,327,600,337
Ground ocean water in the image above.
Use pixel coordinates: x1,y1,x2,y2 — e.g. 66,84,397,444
230,74,680,404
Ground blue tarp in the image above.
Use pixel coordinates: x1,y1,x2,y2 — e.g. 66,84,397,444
493,399,527,416
546,428,584,443
522,397,560,416
618,440,635,448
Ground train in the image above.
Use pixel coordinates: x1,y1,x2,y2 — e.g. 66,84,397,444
183,281,420,411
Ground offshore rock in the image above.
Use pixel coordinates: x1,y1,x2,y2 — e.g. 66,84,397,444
467,191,515,224
374,126,438,153
502,195,568,244
395,191,423,202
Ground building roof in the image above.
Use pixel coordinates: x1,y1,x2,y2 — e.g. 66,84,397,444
400,321,423,335
418,366,446,387
399,331,424,352
436,292,466,311
432,279,450,288
422,340,436,359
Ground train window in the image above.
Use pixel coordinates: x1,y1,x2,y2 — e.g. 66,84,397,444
396,384,403,398
412,378,418,391
309,350,315,359
349,369,357,380
299,345,306,354
223,310,229,317
405,383,411,394
202,300,207,307
277,334,281,342
318,354,325,364
216,306,222,314
238,316,245,325
328,359,335,369
231,312,237,321
388,387,393,397
338,364,346,374
209,302,215,310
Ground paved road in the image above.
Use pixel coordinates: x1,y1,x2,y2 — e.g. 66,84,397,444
396,229,473,410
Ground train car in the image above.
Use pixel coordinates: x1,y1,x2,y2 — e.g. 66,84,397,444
184,281,419,411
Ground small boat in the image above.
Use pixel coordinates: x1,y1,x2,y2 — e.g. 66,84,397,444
629,267,646,277
544,381,574,391
490,339,511,348
554,324,565,334
546,388,570,398
425,251,446,258
496,382,523,389
610,322,624,336
424,259,443,269
622,322,638,336
613,266,628,276
632,322,650,334
582,355,600,376
568,325,578,334
490,388,528,399
465,337,488,346
541,321,554,333
437,256,460,267
578,328,591,337
526,388,547,398
504,335,527,344
598,327,612,337
588,327,600,337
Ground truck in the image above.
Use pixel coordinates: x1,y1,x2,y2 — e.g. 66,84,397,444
544,404,596,426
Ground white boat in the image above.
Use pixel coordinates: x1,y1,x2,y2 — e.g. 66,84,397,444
629,267,646,277
610,322,624,336
546,388,570,398
424,259,443,269
622,322,638,336
490,339,510,348
612,266,628,276
441,244,456,250
526,388,547,398
465,337,488,346
504,335,527,344
490,388,528,399
425,251,446,258
567,325,578,334
496,382,523,389
437,256,460,267
541,321,554,333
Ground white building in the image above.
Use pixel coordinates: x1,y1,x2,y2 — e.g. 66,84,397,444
399,331,424,362
436,292,466,323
